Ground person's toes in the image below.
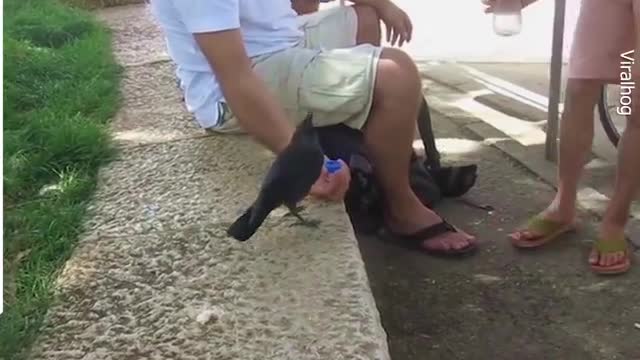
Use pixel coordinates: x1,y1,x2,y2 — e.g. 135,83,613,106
601,253,615,267
609,252,620,266
588,249,599,265
509,230,524,240
423,238,449,251
598,253,607,267
438,238,452,251
449,239,464,250
608,252,622,266
518,230,540,242
453,234,472,250
610,253,621,266
465,233,477,245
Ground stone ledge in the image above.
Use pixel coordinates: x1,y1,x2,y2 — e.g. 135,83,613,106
120,61,182,111
84,136,278,237
29,134,390,359
27,4,392,359
110,61,206,147
97,4,168,66
29,222,389,360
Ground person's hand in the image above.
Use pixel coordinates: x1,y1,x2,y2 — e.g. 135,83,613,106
377,2,413,47
309,159,351,202
481,0,539,13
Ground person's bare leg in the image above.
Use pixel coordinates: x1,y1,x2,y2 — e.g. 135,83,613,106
353,5,381,46
516,79,601,241
363,48,475,251
591,70,640,267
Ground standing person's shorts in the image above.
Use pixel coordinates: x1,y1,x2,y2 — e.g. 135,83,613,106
568,0,639,81
211,6,382,133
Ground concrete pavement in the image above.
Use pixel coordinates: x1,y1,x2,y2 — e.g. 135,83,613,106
356,83,640,360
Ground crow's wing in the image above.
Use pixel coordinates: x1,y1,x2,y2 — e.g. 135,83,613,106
260,145,323,202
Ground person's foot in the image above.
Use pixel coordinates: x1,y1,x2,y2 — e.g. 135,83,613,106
589,223,630,270
510,203,576,245
385,196,476,253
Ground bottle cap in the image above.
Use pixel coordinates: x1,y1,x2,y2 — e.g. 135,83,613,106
325,159,342,174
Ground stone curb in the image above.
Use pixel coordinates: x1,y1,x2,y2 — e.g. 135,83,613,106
26,5,392,359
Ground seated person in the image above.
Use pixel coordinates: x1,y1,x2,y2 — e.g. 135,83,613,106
149,0,478,256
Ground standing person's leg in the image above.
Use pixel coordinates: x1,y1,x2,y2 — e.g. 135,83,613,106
510,0,636,273
509,78,601,246
589,0,640,273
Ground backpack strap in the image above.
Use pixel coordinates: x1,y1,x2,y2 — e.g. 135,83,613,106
417,96,442,170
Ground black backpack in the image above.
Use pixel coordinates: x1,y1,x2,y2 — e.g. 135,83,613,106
316,97,479,233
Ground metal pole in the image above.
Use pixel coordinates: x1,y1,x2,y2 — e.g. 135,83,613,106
545,0,567,162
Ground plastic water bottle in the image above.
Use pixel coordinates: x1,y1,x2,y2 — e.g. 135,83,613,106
493,0,523,36
324,159,342,174
322,159,350,200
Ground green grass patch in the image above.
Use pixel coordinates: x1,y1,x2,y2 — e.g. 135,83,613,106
3,0,122,358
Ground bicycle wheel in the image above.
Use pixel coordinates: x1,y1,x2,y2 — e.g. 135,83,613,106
597,84,623,147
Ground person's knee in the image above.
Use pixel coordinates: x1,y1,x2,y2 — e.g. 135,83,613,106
565,79,601,109
375,48,421,102
353,5,381,46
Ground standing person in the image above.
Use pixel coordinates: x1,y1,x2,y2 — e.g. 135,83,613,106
484,0,639,274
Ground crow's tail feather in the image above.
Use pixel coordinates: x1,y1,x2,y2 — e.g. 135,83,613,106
226,204,271,242
227,207,256,242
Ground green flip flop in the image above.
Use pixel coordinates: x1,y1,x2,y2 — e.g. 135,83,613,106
510,215,576,248
590,235,632,275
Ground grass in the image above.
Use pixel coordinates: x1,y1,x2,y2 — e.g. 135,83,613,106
2,0,122,358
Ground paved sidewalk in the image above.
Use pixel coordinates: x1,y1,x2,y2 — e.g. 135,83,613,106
356,79,640,360
26,5,389,360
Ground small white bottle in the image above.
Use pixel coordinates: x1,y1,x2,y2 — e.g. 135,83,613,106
493,0,523,36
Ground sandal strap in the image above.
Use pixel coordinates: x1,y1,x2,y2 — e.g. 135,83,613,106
526,216,567,234
594,236,629,254
399,220,457,245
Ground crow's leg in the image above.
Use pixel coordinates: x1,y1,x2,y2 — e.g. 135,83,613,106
285,204,320,228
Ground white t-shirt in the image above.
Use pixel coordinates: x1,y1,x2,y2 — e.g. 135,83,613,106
149,0,304,128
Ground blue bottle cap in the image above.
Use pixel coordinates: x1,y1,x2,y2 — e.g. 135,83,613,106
325,159,342,174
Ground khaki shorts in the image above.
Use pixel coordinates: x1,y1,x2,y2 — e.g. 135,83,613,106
568,0,639,81
211,6,382,133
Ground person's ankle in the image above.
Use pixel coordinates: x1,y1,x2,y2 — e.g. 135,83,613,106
600,216,627,237
385,194,439,228
544,197,576,221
